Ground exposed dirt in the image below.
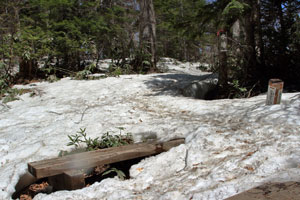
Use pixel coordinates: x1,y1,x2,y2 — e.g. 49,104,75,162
18,181,50,200
227,182,300,200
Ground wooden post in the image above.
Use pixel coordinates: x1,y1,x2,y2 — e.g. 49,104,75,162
266,79,284,105
48,170,85,191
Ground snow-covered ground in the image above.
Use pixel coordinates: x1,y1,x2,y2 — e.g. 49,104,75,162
0,61,300,200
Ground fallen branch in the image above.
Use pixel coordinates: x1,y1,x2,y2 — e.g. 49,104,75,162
177,149,189,172
75,106,90,124
47,111,63,115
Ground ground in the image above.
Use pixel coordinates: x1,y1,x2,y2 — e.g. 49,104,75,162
0,60,300,199
227,182,300,200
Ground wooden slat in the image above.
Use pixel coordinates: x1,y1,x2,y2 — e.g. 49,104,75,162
28,138,184,179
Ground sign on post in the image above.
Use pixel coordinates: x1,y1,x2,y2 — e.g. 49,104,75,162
217,30,227,52
266,79,284,105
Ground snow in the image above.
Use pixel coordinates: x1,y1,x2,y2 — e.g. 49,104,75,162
0,61,300,200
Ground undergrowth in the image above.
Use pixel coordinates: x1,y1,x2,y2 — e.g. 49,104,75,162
74,63,97,80
0,88,32,103
65,127,133,151
59,127,134,180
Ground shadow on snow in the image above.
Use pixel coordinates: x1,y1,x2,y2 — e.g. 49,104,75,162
143,73,215,97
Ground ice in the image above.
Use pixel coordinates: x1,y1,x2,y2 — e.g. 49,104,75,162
0,61,300,199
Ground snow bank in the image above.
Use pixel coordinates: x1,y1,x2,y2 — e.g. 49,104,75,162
0,66,300,199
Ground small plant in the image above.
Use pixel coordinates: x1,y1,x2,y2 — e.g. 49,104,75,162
75,69,92,80
228,79,248,98
108,64,123,77
102,167,126,180
75,63,97,80
130,50,152,73
0,77,8,92
47,74,59,83
67,127,134,151
2,94,19,103
0,61,12,99
62,127,133,181
41,66,56,77
67,128,101,151
1,88,32,103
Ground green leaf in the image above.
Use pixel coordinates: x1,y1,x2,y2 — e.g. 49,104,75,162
102,168,126,180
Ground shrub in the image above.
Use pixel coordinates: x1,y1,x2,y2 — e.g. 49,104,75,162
66,127,134,152
60,127,134,181
1,88,31,103
0,61,10,93
74,63,97,80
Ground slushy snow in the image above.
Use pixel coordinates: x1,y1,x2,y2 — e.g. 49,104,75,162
0,61,300,200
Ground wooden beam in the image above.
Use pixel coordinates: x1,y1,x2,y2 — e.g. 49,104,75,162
12,172,38,199
28,138,185,179
48,170,85,191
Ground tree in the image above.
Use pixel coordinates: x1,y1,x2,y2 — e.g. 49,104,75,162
0,0,24,80
137,0,157,71
1,0,299,94
260,0,300,85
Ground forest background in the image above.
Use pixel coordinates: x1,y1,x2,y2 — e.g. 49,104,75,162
0,0,299,98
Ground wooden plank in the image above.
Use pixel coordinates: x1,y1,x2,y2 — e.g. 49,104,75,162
28,138,185,179
12,172,38,198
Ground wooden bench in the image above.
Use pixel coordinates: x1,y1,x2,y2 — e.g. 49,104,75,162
27,138,185,190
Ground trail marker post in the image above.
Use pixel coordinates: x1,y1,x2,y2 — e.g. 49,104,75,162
266,79,284,105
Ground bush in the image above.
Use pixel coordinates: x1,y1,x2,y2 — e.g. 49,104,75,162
0,61,10,92
1,88,32,103
74,63,97,80
130,50,152,73
59,127,134,181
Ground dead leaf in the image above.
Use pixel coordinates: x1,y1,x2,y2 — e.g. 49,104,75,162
246,152,255,157
137,167,144,172
244,166,254,171
29,182,49,192
20,194,32,200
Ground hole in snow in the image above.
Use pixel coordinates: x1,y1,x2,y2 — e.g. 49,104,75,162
12,156,147,199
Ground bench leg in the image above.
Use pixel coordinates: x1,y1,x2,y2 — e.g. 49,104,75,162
48,170,85,191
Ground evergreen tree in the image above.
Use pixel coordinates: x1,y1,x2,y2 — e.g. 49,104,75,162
1,0,299,95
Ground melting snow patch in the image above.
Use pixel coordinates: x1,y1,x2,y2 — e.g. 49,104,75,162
0,67,300,199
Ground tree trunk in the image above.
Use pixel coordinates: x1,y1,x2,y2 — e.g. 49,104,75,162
218,29,228,88
19,59,37,79
243,0,257,82
139,0,157,71
253,0,265,67
276,0,287,53
180,0,187,61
